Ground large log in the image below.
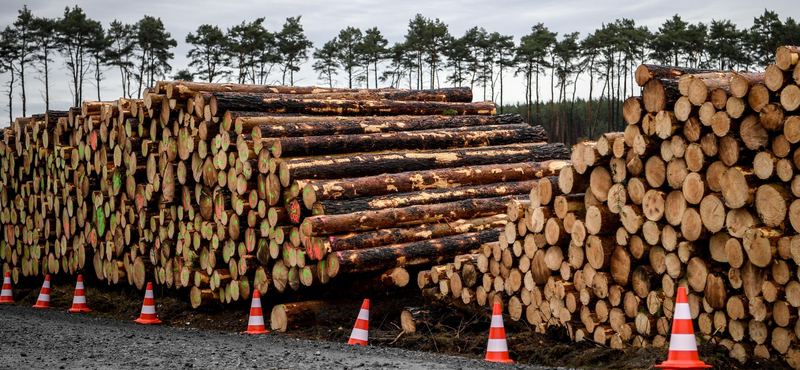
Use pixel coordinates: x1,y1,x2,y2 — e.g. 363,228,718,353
207,92,495,117
312,180,536,215
301,160,569,208
243,113,524,137
775,46,800,71
167,80,471,101
269,300,355,332
260,124,547,157
306,215,507,260
282,142,570,185
221,88,473,103
634,64,719,87
642,78,681,113
326,229,501,277
301,196,516,236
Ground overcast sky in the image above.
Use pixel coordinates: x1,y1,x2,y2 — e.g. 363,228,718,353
1,0,798,122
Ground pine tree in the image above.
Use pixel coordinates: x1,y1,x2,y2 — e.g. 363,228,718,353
89,25,109,101
57,6,104,107
172,69,194,81
444,35,471,87
334,27,363,88
0,28,17,124
749,9,783,68
134,15,176,98
105,21,136,98
358,27,388,88
515,24,556,125
423,18,450,89
12,5,35,116
312,40,340,88
650,15,688,65
493,33,515,113
186,24,229,83
31,16,59,111
708,20,748,70
276,16,312,85
226,18,279,84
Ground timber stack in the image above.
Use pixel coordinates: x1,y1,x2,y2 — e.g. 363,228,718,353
0,81,571,316
417,46,800,368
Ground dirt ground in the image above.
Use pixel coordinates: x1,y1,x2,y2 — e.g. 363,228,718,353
4,274,791,370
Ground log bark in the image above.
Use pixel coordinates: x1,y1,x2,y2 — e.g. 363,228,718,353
169,81,472,101
243,113,524,136
301,160,568,208
313,180,536,215
326,230,501,277
261,124,547,158
305,215,506,260
208,92,495,117
302,196,515,236
634,64,718,87
284,142,569,184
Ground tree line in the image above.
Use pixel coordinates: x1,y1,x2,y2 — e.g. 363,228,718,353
1,6,799,144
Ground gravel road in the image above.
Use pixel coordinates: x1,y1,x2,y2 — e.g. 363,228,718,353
0,305,564,370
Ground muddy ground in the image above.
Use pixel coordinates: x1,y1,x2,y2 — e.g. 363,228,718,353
1,274,790,370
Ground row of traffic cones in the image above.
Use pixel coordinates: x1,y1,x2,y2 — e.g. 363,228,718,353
1,272,91,312
2,272,155,322
3,271,710,367
331,289,711,367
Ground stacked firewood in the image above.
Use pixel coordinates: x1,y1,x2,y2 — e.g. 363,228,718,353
0,82,570,313
418,46,800,368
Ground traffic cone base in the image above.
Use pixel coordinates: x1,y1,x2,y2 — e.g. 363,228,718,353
242,290,268,334
485,302,514,363
655,287,711,369
68,275,91,312
347,299,369,345
33,275,51,308
134,282,161,324
0,272,13,304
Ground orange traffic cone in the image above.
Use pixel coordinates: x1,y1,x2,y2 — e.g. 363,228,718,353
485,302,514,363
655,287,711,369
347,299,369,345
134,282,162,324
68,275,91,312
33,274,51,308
0,271,13,303
242,290,268,334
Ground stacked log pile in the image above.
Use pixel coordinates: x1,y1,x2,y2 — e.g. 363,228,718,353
0,82,571,314
418,46,800,368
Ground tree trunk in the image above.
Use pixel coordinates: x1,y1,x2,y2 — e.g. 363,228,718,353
282,142,569,185
241,113,524,137
261,125,547,158
634,64,718,87
208,93,495,117
326,229,501,277
270,300,354,332
306,215,507,260
312,180,536,215
301,160,568,208
302,196,517,236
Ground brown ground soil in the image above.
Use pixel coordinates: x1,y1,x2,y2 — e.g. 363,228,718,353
6,274,791,370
